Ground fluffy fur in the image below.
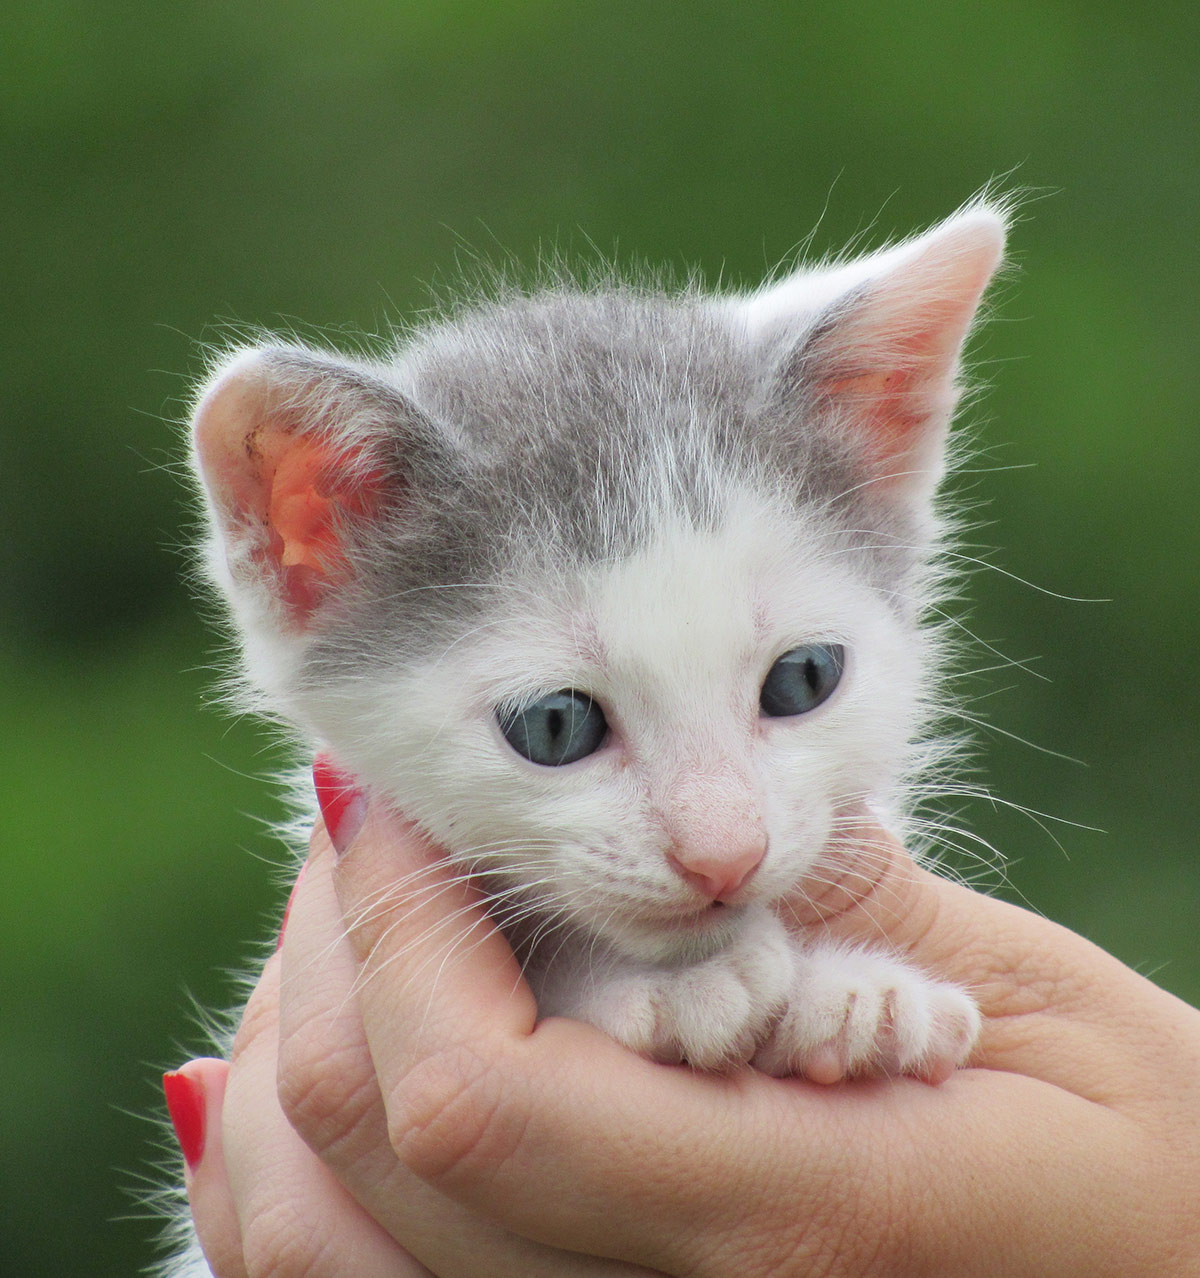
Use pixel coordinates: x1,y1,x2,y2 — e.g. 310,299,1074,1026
166,200,1010,1275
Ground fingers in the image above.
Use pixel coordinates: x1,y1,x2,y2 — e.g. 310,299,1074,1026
328,800,1200,1276
332,804,883,1274
173,1042,423,1278
281,823,661,1278
168,1057,248,1278
221,949,435,1277
791,820,1185,1098
326,802,534,1079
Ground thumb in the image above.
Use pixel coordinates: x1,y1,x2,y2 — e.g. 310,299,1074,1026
784,819,975,977
789,820,1177,1093
333,805,1180,1273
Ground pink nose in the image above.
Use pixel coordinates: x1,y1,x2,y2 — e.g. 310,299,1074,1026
667,838,766,902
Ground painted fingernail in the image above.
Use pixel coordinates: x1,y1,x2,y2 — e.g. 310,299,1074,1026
276,860,309,950
163,1069,206,1171
313,754,367,855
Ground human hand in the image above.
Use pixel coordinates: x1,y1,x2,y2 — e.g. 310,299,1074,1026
173,797,1200,1276
172,819,658,1276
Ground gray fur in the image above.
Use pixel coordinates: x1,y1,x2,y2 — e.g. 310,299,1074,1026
291,284,919,687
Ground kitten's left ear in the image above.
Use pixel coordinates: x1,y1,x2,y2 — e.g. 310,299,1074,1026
744,204,1007,502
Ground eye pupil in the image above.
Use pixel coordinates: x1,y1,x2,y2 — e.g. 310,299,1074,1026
760,644,844,718
499,690,607,766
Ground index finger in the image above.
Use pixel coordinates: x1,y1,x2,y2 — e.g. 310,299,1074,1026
282,826,664,1278
332,803,536,1058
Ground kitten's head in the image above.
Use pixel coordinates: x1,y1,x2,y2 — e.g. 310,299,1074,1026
191,204,1005,960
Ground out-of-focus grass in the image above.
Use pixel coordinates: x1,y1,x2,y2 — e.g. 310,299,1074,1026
0,614,290,1276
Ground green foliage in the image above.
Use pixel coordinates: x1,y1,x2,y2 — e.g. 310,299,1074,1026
2,3,1197,1272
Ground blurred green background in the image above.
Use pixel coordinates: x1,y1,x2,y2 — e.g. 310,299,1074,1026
2,2,1197,1273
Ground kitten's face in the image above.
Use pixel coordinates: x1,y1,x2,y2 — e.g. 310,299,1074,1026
190,204,1004,963
309,490,924,962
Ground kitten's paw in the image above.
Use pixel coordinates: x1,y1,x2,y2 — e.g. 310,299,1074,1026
584,921,793,1070
753,945,980,1083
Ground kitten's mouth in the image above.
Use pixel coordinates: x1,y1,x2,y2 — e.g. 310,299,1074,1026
638,899,742,934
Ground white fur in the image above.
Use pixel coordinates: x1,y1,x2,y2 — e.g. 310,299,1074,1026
289,484,961,1074
306,493,909,930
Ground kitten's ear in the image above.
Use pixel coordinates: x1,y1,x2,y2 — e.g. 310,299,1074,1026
746,205,1006,502
191,346,436,628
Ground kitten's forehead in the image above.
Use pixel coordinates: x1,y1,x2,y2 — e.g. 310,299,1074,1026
406,289,750,432
593,502,870,690
469,490,873,720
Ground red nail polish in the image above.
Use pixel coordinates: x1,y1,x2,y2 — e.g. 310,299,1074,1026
276,861,309,950
163,1070,205,1171
312,754,367,855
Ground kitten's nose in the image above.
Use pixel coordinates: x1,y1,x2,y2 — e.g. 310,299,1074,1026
667,835,766,903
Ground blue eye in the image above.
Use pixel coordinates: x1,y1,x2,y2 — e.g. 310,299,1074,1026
760,644,845,717
499,690,608,766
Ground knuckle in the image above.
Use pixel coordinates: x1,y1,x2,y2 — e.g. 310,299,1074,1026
385,1044,529,1190
277,1034,381,1160
966,921,1091,1020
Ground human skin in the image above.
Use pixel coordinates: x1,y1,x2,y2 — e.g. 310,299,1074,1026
174,805,1200,1276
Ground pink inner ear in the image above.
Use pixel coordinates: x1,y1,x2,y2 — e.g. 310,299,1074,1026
254,429,383,619
271,450,336,574
815,292,978,485
823,367,923,464
194,364,388,625
262,437,341,617
798,213,1004,494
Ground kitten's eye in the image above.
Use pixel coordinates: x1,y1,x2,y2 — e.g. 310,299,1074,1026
760,644,845,717
498,690,608,766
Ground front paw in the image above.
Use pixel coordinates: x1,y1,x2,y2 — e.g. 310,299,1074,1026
580,922,794,1070
753,944,980,1084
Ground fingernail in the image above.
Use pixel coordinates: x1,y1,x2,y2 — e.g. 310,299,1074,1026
163,1070,206,1171
276,861,309,950
313,754,367,856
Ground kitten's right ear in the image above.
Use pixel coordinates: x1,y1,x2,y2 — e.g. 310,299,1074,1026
191,346,436,628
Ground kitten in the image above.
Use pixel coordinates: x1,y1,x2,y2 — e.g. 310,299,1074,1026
190,202,1005,1094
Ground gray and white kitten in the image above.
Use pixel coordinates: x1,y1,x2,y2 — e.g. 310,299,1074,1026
191,203,1004,1102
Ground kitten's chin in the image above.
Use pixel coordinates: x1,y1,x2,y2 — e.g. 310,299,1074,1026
600,902,748,964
